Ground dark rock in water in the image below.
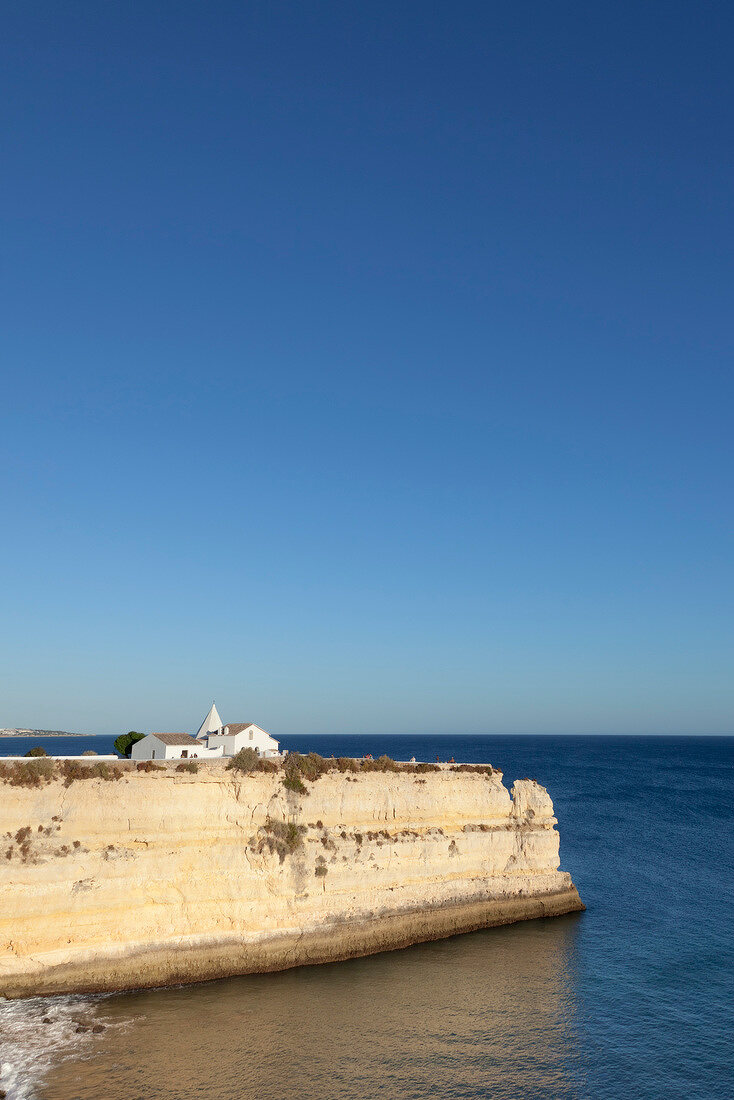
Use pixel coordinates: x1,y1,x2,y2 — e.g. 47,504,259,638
75,1024,89,1033
42,1016,53,1023
92,1023,105,1033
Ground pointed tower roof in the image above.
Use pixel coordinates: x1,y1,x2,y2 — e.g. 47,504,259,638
196,702,223,739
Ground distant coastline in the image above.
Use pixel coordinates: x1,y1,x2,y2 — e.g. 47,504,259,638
0,729,80,738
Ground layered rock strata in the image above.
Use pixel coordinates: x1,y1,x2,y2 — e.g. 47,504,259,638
0,764,584,997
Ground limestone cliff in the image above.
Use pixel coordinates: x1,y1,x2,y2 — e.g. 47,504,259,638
0,764,583,997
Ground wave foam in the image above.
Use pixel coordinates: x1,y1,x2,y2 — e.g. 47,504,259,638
0,994,126,1100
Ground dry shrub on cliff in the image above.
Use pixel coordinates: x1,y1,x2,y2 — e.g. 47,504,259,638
256,818,306,862
281,752,449,782
0,759,54,787
361,755,401,773
59,761,123,786
334,756,359,773
449,764,496,776
227,747,259,773
256,757,279,773
286,753,333,781
282,774,307,794
176,761,199,773
281,753,329,794
135,761,164,773
227,748,278,775
7,825,35,862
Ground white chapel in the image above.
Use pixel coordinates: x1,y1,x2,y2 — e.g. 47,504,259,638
130,703,280,761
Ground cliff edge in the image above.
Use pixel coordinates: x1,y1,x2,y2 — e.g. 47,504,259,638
0,762,583,997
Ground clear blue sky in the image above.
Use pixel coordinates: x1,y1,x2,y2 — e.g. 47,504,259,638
1,2,732,736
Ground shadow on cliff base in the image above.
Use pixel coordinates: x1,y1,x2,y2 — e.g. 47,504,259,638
48,912,585,1100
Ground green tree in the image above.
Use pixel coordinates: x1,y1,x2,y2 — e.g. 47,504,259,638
24,745,48,757
113,731,145,758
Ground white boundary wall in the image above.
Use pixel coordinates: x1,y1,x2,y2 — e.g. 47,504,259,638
0,755,120,762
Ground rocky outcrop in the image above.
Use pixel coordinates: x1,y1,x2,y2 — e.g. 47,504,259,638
0,764,583,997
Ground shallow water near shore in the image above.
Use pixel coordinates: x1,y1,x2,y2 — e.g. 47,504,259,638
1,734,733,1099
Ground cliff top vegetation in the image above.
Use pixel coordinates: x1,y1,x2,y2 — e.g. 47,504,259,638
0,751,496,791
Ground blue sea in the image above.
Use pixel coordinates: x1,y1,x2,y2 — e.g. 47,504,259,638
1,734,732,1099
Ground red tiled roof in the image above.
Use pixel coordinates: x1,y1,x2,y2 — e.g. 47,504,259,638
150,733,198,746
221,723,256,735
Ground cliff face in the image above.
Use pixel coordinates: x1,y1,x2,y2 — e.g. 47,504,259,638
0,765,583,997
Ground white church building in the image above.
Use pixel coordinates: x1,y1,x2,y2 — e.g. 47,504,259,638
130,732,202,762
130,703,281,762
